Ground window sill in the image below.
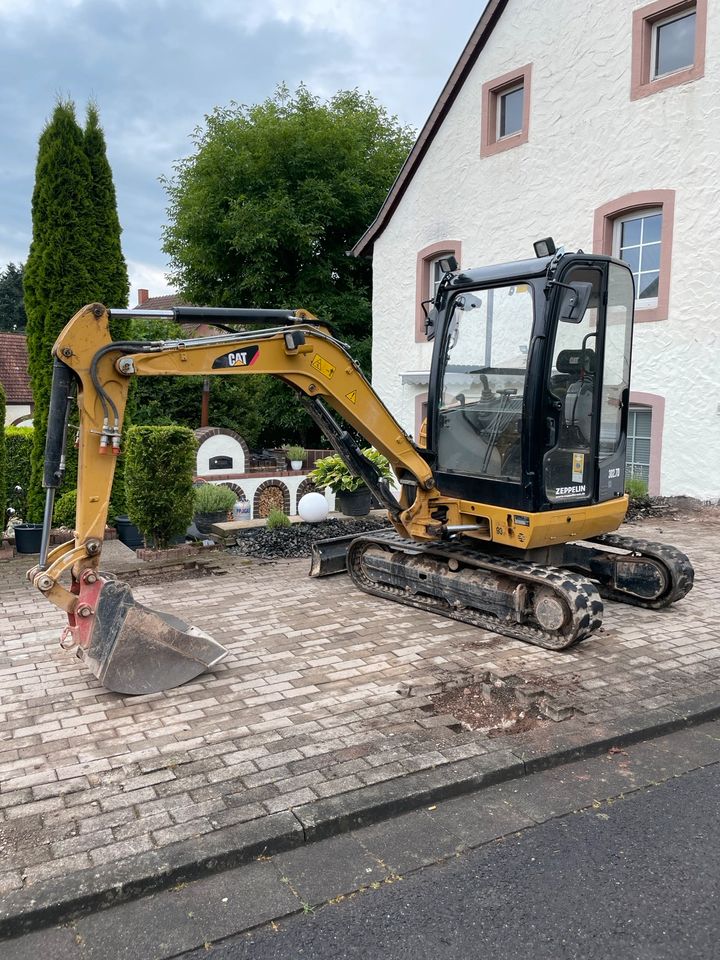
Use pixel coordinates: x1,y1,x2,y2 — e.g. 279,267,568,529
631,62,704,100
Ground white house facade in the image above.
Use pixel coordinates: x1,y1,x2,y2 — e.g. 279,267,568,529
357,0,718,499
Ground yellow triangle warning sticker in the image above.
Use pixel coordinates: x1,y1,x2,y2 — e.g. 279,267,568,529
345,390,357,404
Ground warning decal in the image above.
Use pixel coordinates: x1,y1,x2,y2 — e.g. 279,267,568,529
310,354,335,380
345,390,357,404
572,452,585,484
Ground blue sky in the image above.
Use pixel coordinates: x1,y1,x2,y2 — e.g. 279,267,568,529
0,0,483,301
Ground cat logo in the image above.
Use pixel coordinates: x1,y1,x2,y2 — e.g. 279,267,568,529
212,345,259,369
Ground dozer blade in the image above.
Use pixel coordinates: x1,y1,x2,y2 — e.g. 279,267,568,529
309,534,357,577
64,575,228,695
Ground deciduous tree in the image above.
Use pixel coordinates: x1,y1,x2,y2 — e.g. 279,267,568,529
161,85,414,447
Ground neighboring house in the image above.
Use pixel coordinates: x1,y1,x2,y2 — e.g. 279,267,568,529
0,333,33,426
355,0,717,499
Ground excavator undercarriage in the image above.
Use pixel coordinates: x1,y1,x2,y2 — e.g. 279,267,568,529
310,528,693,651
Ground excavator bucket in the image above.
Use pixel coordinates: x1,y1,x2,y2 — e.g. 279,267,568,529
65,575,228,695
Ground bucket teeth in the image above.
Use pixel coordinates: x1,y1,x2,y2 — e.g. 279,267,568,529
69,577,228,695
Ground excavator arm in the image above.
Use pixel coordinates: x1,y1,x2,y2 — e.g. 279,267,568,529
27,302,441,694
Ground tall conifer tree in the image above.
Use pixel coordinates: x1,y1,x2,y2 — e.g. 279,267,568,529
24,100,129,519
83,103,131,513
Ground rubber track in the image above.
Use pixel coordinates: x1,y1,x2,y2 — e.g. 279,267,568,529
590,533,695,609
346,531,603,651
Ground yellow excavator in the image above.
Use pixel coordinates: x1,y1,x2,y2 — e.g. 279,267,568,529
28,245,693,694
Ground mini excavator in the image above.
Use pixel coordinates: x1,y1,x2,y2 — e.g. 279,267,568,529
28,245,694,694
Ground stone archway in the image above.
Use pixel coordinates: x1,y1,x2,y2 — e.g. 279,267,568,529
253,479,290,518
217,482,247,501
296,477,317,502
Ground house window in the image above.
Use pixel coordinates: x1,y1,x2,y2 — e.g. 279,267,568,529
415,240,462,342
626,406,652,485
631,0,707,100
481,64,532,158
429,258,446,301
614,209,662,304
498,84,524,138
653,8,696,77
593,190,675,323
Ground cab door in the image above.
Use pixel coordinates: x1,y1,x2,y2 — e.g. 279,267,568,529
542,261,634,507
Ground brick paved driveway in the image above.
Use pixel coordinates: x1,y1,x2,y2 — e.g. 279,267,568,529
0,517,717,895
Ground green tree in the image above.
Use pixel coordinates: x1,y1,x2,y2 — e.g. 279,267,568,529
24,100,129,520
124,426,196,549
0,263,27,332
161,85,414,448
83,102,131,512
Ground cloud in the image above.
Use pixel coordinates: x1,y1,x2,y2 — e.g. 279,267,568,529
126,259,173,303
0,0,483,290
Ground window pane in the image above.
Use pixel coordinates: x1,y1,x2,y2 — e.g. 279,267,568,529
655,12,696,77
621,217,642,247
620,246,640,273
500,86,523,137
638,271,659,299
642,213,662,244
437,284,533,481
640,242,661,272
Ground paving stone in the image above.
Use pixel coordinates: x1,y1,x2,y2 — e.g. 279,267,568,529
0,521,716,891
273,832,388,905
73,860,298,959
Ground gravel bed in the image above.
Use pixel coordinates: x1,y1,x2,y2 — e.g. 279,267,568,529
228,517,391,560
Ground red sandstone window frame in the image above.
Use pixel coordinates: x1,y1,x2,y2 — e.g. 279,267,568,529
628,392,665,496
593,190,675,323
415,240,462,342
631,0,707,100
481,64,532,158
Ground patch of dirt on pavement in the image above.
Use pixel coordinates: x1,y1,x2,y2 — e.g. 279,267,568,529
430,672,579,737
626,494,720,524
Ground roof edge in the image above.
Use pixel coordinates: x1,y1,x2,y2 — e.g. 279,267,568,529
351,0,509,258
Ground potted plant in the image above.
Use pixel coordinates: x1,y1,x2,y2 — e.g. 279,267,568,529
8,486,44,554
193,483,237,534
286,445,306,471
309,449,393,517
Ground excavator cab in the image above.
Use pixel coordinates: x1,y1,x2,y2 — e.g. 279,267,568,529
427,252,634,517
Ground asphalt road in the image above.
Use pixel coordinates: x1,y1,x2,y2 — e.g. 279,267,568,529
186,762,720,960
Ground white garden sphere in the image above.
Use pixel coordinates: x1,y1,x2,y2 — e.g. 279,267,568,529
298,492,329,523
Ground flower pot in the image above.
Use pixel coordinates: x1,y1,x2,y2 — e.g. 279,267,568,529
335,488,372,517
194,510,228,535
13,523,44,554
290,460,303,471
114,516,144,550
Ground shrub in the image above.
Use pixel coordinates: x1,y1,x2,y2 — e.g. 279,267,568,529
5,427,33,515
309,449,393,493
625,476,649,500
266,508,291,530
125,426,196,549
53,489,77,528
193,483,237,514
286,445,306,462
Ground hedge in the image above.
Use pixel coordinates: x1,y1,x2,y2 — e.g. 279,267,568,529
124,426,196,549
5,427,33,518
0,384,5,521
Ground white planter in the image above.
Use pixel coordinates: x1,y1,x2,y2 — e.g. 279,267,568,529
290,460,303,471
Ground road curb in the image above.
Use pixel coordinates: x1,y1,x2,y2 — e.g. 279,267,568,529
2,692,720,939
